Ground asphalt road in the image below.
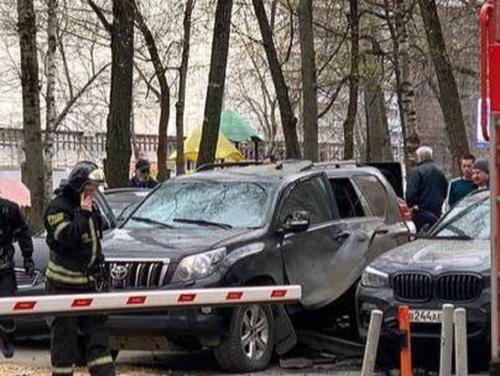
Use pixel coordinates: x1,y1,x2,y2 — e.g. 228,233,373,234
2,339,489,376
1,339,363,376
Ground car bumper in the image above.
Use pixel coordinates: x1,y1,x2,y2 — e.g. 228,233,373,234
356,284,491,341
107,307,228,337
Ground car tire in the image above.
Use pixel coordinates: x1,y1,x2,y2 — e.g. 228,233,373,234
214,304,275,373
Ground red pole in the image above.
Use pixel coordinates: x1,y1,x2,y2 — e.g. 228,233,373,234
480,1,494,142
496,0,500,41
399,305,412,376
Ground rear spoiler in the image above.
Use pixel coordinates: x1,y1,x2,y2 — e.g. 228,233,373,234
358,162,404,198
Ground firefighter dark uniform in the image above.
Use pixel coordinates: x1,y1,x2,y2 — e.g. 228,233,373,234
0,198,34,358
44,162,114,376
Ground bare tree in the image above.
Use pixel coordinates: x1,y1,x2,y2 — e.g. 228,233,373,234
343,0,360,160
133,0,170,181
105,0,134,187
395,0,419,167
417,0,470,171
252,0,301,159
44,0,57,201
175,0,195,176
363,41,393,162
298,0,318,161
17,0,46,230
197,0,234,166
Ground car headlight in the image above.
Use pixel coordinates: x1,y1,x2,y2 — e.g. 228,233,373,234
361,266,389,287
172,247,226,283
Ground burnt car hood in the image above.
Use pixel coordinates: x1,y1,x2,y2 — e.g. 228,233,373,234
368,238,490,275
102,227,253,259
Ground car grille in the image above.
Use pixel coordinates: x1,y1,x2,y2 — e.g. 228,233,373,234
436,274,483,301
105,258,170,289
392,272,484,302
393,273,433,301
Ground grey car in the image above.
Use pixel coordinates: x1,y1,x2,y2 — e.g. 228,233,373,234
356,189,490,346
102,161,411,372
103,188,151,225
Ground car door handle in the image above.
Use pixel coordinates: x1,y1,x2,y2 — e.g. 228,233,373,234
375,227,389,235
333,231,350,241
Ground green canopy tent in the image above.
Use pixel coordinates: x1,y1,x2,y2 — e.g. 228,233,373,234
220,108,262,160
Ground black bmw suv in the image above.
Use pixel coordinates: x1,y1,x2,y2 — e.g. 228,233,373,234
103,161,411,372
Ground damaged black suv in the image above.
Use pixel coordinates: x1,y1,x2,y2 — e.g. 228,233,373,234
103,161,411,372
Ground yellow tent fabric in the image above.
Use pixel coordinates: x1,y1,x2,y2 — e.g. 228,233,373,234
169,125,244,162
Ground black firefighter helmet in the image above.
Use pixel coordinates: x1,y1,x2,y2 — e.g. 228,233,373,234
65,161,105,193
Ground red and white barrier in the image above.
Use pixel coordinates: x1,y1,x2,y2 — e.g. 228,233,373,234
0,285,301,318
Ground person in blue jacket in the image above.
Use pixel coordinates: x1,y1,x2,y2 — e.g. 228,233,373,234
446,154,477,210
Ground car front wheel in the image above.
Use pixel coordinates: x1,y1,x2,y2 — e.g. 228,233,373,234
214,304,275,373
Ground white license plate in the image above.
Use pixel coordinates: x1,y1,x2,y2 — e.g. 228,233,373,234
409,309,442,323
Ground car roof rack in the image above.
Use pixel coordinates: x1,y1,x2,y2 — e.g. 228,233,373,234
195,161,263,172
312,160,358,169
275,159,314,171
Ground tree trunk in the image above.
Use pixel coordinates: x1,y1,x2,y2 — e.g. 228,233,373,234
133,0,170,181
252,0,301,159
44,0,58,202
17,0,46,230
130,106,140,159
298,0,318,162
417,0,469,171
106,0,134,188
364,78,393,162
175,0,195,176
343,0,360,160
395,0,419,169
196,0,233,167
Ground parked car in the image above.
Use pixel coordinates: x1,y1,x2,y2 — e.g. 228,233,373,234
103,188,151,225
356,189,490,349
102,160,411,372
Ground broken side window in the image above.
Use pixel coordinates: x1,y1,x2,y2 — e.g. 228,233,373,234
352,175,388,219
278,176,334,225
328,178,365,218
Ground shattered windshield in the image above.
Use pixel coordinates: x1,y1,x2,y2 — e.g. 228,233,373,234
433,197,490,240
124,180,276,229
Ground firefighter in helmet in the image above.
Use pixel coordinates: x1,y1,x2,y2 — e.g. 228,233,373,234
0,195,34,358
44,161,114,376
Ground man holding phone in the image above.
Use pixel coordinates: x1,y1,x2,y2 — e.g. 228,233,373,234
129,159,159,188
44,161,115,376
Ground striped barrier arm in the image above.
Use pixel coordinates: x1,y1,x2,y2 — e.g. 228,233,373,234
0,285,301,318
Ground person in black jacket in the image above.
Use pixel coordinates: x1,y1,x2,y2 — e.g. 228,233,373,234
44,161,115,376
129,159,158,189
0,197,34,358
406,146,448,232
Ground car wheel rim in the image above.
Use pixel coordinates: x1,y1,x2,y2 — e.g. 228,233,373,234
240,305,269,360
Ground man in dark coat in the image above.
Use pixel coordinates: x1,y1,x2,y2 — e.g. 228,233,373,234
129,159,158,189
406,146,448,232
0,196,34,358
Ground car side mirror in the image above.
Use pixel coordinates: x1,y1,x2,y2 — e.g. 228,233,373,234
282,211,310,233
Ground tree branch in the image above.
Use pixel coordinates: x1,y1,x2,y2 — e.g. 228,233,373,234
319,76,349,118
134,63,160,99
54,63,111,129
86,0,113,34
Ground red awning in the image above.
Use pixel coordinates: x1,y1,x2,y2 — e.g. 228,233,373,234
0,179,31,207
